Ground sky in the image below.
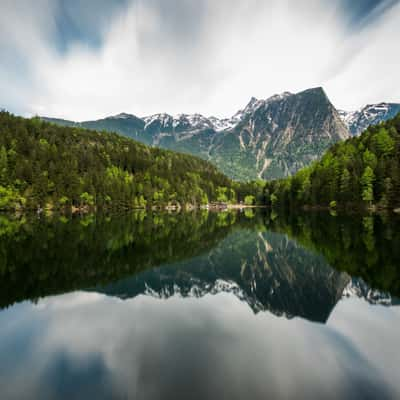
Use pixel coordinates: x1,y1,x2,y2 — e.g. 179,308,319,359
1,0,399,121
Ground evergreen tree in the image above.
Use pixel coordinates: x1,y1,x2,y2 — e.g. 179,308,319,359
361,166,375,204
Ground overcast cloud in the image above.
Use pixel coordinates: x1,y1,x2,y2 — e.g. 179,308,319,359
0,0,399,120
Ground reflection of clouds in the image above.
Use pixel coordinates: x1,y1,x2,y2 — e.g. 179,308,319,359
0,292,399,399
38,292,107,310
329,298,400,398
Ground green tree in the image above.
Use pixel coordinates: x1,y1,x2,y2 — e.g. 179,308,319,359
244,195,255,206
339,168,351,202
0,147,8,185
361,166,375,204
216,187,228,203
80,192,95,207
363,149,377,170
375,128,394,156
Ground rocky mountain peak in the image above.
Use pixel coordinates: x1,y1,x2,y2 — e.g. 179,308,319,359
339,102,400,136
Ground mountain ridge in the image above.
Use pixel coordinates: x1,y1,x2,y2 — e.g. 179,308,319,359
42,87,398,180
339,102,400,136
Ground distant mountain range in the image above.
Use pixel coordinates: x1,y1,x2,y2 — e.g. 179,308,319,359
338,102,400,136
42,88,399,180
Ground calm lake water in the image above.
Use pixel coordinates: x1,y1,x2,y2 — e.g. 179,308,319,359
0,210,399,399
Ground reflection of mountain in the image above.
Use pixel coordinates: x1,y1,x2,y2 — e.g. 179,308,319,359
267,212,400,298
342,278,398,306
97,230,352,323
0,210,397,319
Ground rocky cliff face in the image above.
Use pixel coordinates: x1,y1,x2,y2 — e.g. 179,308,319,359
43,87,351,180
212,87,349,179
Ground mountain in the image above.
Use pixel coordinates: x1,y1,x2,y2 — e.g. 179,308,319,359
342,278,397,306
223,87,348,179
339,103,400,136
43,87,349,180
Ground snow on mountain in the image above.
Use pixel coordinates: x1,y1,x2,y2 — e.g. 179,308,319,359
338,109,356,126
107,97,400,139
110,112,137,120
342,278,393,305
143,113,173,129
142,111,238,133
339,103,400,136
208,116,236,131
141,91,295,134
143,112,215,132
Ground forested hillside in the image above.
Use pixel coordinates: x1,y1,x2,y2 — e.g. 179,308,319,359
265,113,400,210
0,112,261,211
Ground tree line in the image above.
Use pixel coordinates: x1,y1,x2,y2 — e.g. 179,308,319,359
264,112,400,210
0,111,262,211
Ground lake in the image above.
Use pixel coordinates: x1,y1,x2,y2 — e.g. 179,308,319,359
0,210,399,399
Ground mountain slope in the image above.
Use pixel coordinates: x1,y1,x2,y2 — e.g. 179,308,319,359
339,103,400,136
43,87,350,180
217,87,349,179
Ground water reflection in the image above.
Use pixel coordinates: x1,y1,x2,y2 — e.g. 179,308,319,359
1,292,399,399
0,210,399,399
98,229,351,322
1,210,399,310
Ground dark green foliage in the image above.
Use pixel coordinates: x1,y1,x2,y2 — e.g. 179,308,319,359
267,212,400,297
265,113,400,210
0,112,257,210
0,210,255,308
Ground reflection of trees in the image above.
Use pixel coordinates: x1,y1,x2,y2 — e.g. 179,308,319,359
0,211,256,308
267,212,400,297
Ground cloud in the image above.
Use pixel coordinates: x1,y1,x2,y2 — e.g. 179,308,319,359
0,0,399,120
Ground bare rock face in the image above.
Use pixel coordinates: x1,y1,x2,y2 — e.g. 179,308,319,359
211,87,349,179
